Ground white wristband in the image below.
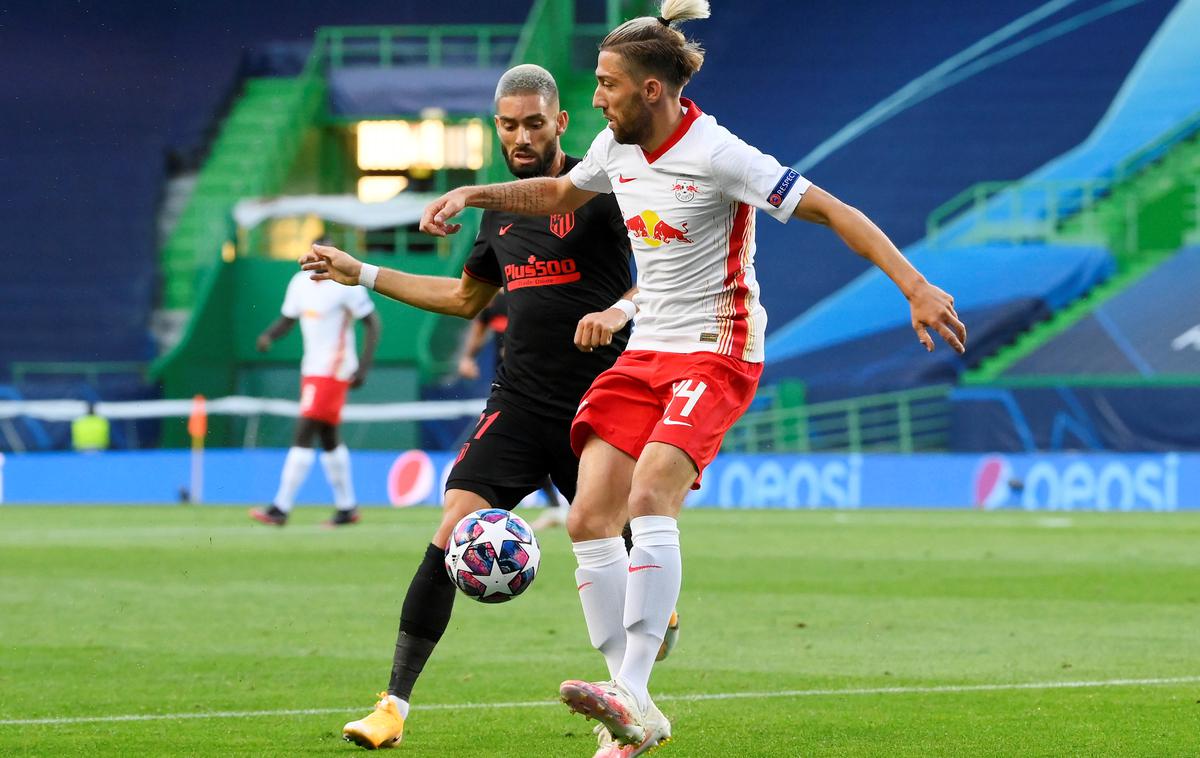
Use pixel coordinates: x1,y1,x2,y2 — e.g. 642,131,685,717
358,263,380,290
610,298,637,323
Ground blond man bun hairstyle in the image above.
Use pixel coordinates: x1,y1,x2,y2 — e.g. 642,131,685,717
658,0,711,24
600,0,711,90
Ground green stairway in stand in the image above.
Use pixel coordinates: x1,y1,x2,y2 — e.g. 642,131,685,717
161,77,324,309
964,126,1200,384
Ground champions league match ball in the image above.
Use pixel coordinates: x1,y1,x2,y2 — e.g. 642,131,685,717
445,509,541,603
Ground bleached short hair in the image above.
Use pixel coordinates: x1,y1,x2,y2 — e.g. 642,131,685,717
494,64,559,108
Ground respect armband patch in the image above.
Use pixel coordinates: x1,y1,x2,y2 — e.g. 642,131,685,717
767,168,801,208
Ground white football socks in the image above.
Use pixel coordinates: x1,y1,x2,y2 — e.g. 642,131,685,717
386,694,411,719
320,444,356,510
617,515,681,711
273,446,315,512
572,536,630,679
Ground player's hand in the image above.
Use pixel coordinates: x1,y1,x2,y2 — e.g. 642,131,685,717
420,189,467,237
457,355,480,380
574,308,628,353
300,244,362,286
909,281,967,354
350,368,368,389
255,334,272,353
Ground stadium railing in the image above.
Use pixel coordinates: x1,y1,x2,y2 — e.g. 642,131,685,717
10,361,148,388
925,109,1200,257
317,25,522,69
3,383,953,455
0,396,488,452
722,385,953,454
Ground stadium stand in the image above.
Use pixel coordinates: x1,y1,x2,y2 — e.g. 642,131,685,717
151,1,641,449
942,0,1200,452
952,246,1200,451
758,0,1200,407
699,0,1177,325
1,0,1190,455
928,0,1200,248
999,246,1200,378
0,1,538,452
761,242,1114,400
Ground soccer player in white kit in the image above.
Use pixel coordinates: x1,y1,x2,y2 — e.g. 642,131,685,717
250,270,381,527
420,1,967,754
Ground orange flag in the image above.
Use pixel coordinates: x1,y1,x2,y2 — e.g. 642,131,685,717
187,395,208,440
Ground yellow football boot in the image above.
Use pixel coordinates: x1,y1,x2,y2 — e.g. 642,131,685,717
343,692,405,750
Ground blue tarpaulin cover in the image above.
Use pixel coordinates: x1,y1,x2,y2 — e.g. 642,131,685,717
329,66,506,116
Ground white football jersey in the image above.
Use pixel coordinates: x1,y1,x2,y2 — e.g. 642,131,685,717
280,272,376,380
569,98,810,363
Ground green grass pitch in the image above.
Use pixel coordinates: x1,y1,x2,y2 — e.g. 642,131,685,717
1,506,1198,756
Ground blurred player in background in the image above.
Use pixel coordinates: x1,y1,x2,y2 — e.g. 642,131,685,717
454,289,509,383
249,268,380,527
419,1,968,753
456,290,570,529
300,64,661,751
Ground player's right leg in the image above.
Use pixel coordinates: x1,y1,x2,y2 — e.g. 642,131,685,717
342,487,491,749
345,397,551,749
566,436,637,679
250,416,320,526
315,421,360,527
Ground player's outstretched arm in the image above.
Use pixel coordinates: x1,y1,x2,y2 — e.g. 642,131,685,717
351,311,382,388
256,316,296,352
574,287,639,353
456,318,490,380
301,244,498,319
794,186,967,354
420,176,595,237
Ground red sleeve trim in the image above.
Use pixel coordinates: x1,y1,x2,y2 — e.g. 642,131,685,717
463,265,503,287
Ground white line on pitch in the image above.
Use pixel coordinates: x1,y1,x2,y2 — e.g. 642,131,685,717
2,675,1197,727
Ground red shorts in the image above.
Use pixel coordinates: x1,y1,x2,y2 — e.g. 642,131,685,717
299,375,350,425
571,350,762,486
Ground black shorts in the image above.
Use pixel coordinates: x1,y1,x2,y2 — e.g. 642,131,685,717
445,394,579,509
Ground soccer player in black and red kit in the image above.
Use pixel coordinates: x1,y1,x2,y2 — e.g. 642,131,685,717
300,64,666,751
456,291,572,528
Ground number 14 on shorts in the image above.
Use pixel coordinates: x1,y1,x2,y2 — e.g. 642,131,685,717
663,380,707,427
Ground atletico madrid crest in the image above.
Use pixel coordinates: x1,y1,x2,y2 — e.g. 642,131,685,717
549,213,575,238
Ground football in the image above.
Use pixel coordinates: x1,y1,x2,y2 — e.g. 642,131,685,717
444,508,541,603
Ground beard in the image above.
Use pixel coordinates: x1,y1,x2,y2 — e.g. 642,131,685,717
608,98,653,146
504,140,559,178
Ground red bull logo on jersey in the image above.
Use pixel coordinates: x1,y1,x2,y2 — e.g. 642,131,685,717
503,255,581,290
624,211,693,248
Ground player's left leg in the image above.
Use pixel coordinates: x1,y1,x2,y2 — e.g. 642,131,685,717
316,421,359,527
343,487,495,750
616,442,694,706
560,444,691,753
250,416,320,526
346,397,555,749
